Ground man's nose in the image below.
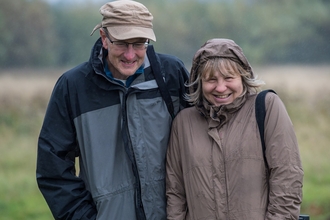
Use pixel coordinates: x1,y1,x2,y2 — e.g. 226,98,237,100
123,45,136,60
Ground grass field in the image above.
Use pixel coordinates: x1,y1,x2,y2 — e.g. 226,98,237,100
0,65,330,219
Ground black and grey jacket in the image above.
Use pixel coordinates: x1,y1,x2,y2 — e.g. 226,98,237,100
36,38,189,220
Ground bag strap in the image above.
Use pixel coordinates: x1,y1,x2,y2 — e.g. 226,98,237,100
146,45,175,119
256,90,309,220
255,89,276,170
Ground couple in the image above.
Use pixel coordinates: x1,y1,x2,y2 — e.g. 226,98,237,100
36,1,303,219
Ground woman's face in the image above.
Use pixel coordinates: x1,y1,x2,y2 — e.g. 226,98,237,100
202,70,243,106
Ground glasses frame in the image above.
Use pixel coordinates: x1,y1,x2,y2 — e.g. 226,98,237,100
103,28,149,50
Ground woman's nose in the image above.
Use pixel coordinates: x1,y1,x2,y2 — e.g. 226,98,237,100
214,80,227,92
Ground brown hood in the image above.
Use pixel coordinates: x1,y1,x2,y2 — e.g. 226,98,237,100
190,38,253,91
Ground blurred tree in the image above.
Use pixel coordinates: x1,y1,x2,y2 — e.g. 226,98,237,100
51,2,100,66
0,0,329,68
0,0,57,67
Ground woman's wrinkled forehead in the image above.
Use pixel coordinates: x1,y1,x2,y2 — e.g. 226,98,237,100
191,38,253,81
201,58,240,79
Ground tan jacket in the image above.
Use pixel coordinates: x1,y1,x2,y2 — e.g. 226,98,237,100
166,92,303,220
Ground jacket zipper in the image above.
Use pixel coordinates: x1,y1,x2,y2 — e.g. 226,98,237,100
122,89,146,220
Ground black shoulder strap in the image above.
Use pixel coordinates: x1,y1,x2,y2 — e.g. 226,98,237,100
146,45,175,119
255,89,276,170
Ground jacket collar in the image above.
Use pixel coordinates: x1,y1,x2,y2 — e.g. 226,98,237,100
196,94,247,129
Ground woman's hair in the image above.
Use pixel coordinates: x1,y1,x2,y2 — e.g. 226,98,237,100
185,58,265,106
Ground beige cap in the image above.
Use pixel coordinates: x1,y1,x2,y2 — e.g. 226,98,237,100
91,0,156,41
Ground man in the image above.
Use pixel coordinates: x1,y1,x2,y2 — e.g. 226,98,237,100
36,1,189,219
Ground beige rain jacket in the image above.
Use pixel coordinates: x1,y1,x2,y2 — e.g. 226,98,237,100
166,39,303,220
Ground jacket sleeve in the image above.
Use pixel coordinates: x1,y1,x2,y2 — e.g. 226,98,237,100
158,53,190,113
264,93,304,220
36,75,97,220
177,61,190,111
166,116,188,220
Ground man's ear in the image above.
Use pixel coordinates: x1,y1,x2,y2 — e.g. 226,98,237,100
100,29,108,49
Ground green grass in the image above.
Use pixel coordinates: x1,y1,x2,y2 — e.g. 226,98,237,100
0,109,53,220
1,66,330,220
291,103,330,219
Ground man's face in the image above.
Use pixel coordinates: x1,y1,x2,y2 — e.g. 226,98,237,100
100,29,148,80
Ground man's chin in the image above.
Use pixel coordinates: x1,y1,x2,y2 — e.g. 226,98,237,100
121,72,136,78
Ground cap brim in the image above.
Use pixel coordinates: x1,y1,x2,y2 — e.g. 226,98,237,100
107,26,156,42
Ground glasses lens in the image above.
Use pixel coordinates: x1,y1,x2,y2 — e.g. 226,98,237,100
112,41,148,50
133,43,148,50
113,42,127,50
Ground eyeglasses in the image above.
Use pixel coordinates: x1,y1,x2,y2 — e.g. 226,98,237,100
103,29,149,50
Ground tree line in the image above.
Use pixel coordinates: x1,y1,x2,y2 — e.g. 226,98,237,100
0,0,329,69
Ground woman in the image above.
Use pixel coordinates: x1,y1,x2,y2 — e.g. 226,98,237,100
166,38,303,220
